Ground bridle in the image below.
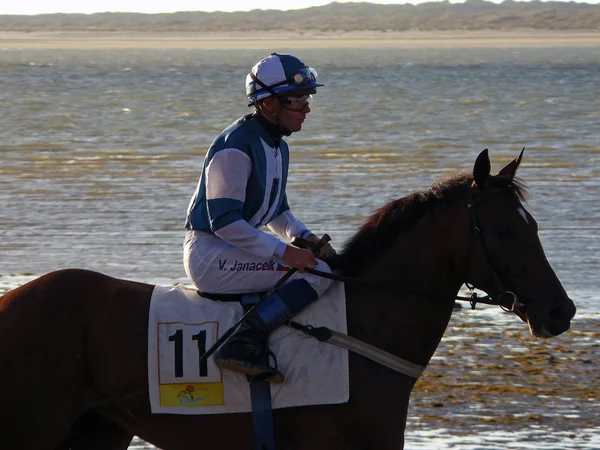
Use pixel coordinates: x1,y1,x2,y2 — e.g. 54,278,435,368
306,186,527,314
466,186,527,314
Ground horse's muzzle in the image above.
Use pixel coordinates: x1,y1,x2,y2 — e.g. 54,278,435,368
527,297,576,338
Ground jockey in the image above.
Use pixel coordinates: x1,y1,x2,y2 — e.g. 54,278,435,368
183,53,336,383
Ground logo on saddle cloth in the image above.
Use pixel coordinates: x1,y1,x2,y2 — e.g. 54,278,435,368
177,385,205,404
218,259,290,272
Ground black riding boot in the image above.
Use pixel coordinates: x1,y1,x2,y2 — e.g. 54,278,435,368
214,279,319,383
214,308,284,383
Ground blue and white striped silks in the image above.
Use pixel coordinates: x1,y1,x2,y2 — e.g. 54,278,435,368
185,114,311,259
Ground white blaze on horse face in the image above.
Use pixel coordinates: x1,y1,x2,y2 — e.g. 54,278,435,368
518,207,530,225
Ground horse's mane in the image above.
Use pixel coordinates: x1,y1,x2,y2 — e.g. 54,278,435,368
337,172,527,276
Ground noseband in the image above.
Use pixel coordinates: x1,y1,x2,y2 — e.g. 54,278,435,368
467,187,527,314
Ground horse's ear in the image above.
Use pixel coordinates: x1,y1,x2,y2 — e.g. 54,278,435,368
472,149,491,189
497,147,525,181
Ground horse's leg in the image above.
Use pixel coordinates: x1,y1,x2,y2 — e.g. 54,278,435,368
58,412,133,450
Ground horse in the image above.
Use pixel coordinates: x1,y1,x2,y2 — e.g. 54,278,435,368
0,149,576,450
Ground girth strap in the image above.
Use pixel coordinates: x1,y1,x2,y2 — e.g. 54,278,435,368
286,321,425,379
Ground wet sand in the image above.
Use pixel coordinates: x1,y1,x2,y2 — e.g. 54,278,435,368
2,30,600,49
408,310,599,442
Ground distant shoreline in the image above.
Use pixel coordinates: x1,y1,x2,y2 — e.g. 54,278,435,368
2,30,600,49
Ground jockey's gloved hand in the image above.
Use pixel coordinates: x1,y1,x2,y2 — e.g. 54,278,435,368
305,234,336,260
282,246,317,273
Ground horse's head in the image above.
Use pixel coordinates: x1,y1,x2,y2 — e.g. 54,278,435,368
464,149,576,338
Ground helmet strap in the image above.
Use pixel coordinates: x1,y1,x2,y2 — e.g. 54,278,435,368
249,73,281,104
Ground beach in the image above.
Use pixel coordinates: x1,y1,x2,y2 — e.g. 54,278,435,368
1,36,598,450
2,30,600,49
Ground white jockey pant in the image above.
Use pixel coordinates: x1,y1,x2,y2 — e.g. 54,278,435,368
183,230,333,296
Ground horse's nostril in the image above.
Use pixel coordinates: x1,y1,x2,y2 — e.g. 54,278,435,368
548,301,576,321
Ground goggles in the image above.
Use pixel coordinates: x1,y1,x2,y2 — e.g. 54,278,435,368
281,94,313,112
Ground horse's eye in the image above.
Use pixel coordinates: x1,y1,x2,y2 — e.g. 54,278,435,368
497,228,512,237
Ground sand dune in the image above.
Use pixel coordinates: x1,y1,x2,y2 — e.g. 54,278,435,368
2,30,600,49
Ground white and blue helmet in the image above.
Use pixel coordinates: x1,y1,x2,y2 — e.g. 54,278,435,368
246,53,324,106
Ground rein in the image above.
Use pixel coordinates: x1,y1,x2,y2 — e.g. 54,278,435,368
304,267,496,310
308,187,525,313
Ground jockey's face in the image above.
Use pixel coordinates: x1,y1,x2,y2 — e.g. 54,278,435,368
261,94,312,134
277,94,311,133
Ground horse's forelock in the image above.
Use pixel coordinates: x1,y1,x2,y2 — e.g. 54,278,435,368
486,174,529,205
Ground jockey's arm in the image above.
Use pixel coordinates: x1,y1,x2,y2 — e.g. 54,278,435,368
268,210,336,260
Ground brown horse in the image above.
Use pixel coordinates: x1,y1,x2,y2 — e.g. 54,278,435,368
0,150,575,450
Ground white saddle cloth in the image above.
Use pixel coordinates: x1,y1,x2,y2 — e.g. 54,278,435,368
148,282,349,415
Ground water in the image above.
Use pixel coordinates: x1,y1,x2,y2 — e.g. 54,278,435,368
1,46,598,449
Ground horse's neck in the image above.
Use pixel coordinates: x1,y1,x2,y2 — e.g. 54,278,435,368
347,208,468,367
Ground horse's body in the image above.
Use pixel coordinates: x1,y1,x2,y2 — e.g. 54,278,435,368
0,150,575,450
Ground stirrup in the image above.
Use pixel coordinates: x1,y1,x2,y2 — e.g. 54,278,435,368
215,350,284,383
248,350,284,384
